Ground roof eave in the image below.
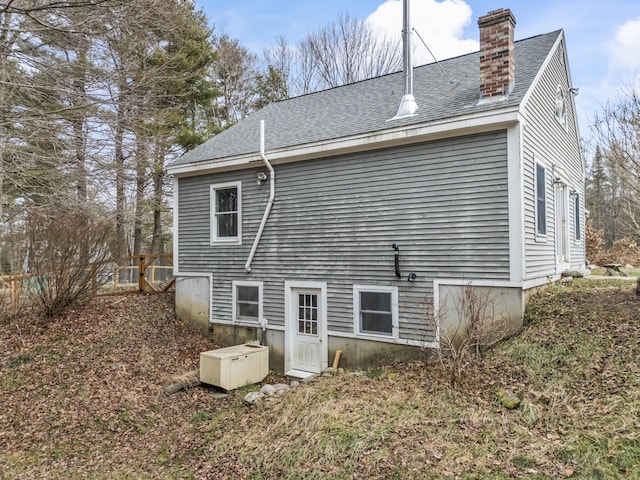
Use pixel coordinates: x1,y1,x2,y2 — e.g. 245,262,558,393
166,106,521,177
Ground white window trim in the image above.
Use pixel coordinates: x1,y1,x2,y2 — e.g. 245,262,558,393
353,285,399,339
231,280,263,325
555,85,568,131
573,191,581,243
555,181,571,270
210,181,242,245
534,159,547,241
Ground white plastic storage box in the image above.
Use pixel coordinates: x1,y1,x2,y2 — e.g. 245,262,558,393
199,344,269,391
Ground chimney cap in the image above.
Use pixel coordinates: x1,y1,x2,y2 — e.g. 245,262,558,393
478,8,516,28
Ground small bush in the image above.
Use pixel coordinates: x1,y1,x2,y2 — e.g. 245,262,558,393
424,283,511,389
25,204,115,318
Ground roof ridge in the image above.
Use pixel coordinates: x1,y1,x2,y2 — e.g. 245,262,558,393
169,29,562,168
272,30,563,105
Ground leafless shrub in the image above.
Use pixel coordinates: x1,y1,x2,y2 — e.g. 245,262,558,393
25,204,115,318
424,282,513,389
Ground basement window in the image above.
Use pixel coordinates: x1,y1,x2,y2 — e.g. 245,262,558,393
210,181,241,244
353,285,398,338
232,281,263,323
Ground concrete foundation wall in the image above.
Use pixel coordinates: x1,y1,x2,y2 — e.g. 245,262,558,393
438,284,525,347
206,324,432,372
177,279,537,373
327,337,431,370
175,276,210,335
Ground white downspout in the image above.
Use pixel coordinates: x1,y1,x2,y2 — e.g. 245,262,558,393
245,120,275,273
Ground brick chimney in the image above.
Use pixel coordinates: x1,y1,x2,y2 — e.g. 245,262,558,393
478,8,516,100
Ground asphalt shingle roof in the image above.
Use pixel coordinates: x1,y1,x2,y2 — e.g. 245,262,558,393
172,30,561,167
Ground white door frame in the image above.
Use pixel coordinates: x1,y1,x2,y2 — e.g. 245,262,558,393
555,182,570,271
284,280,328,376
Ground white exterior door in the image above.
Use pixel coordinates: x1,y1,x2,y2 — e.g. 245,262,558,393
284,281,327,376
555,184,570,268
293,289,321,372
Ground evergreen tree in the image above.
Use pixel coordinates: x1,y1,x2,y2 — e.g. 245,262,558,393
254,65,288,110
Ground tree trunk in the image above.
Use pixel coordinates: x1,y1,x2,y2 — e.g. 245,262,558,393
0,10,13,226
115,74,128,265
72,45,89,203
133,135,147,256
150,147,165,255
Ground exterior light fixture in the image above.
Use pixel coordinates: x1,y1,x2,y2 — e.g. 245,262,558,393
256,172,268,185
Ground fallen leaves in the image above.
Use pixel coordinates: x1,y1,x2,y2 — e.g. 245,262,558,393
2,280,640,478
0,293,219,478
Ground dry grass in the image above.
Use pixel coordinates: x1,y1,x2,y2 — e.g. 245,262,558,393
1,280,640,479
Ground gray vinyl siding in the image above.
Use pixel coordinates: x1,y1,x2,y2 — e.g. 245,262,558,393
178,131,509,342
522,38,584,278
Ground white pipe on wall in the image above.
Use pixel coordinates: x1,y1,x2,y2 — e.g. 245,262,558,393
245,120,275,273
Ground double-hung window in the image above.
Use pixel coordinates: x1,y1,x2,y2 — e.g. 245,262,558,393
210,181,241,244
232,281,263,323
535,162,547,237
353,285,398,338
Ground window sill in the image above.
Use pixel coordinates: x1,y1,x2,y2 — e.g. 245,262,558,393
233,320,260,327
354,332,398,342
210,238,242,246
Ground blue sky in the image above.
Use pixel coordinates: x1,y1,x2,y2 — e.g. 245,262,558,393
197,0,640,150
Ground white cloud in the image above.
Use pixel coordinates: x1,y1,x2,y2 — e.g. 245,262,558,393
365,0,478,66
610,17,640,71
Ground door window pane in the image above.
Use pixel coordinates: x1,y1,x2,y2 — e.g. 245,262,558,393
297,293,318,335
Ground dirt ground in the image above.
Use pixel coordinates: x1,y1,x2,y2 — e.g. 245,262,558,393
1,280,639,479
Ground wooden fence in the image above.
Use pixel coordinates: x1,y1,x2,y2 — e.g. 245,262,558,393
0,253,175,304
108,253,175,295
0,273,34,306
